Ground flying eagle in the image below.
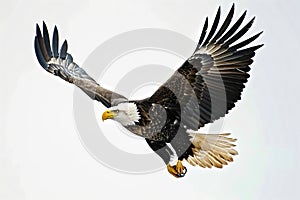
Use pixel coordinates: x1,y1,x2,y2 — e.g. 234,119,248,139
34,4,263,178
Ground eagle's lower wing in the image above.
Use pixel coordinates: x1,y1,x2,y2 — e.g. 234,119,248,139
34,22,127,107
149,4,263,129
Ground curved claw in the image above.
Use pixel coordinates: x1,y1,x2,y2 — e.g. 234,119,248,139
175,166,187,178
167,164,187,178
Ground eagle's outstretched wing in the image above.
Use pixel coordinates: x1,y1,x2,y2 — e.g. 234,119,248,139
34,22,127,107
149,4,263,129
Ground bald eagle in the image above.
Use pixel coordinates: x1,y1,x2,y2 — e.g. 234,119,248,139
34,4,263,178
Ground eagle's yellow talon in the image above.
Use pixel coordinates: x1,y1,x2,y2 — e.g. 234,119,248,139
176,160,185,174
167,161,187,178
167,164,179,178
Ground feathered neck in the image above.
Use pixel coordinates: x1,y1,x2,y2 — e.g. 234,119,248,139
112,102,140,126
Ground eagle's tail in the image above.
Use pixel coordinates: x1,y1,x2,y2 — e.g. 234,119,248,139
186,131,238,168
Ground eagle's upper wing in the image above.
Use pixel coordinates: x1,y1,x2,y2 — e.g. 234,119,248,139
149,4,263,129
34,22,127,107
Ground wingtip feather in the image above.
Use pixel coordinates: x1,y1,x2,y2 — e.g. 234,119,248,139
52,25,59,58
42,21,53,57
231,3,235,8
60,40,68,59
34,36,48,69
36,23,42,37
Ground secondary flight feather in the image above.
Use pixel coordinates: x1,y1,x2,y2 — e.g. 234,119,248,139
34,4,263,178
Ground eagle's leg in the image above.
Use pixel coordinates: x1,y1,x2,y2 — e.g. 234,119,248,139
167,160,187,178
145,138,173,164
167,127,194,178
146,139,187,177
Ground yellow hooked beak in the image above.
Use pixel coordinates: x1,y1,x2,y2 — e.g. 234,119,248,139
102,110,117,121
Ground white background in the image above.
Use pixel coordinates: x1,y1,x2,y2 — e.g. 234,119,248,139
1,0,300,199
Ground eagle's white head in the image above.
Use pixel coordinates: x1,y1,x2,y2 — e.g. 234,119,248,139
102,102,140,126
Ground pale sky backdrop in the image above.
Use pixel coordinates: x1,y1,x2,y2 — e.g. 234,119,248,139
1,0,300,199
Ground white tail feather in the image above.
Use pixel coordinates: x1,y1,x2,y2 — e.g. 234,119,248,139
186,130,238,168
